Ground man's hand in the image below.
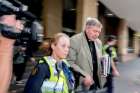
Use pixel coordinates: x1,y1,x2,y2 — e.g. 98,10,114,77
15,20,24,32
0,15,16,27
83,74,94,88
113,69,120,77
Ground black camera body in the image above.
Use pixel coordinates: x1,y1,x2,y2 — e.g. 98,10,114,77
0,0,44,47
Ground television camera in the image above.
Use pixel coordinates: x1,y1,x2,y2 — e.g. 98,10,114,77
0,0,44,46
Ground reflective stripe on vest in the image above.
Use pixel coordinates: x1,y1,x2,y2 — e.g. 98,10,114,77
40,56,68,93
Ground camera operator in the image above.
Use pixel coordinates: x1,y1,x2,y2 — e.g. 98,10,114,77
0,0,43,92
0,13,22,93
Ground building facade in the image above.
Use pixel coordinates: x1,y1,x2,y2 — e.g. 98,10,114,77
21,0,139,62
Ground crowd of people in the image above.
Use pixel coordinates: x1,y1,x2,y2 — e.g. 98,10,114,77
0,10,120,93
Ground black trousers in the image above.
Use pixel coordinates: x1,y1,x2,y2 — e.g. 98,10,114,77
13,63,26,81
104,74,114,93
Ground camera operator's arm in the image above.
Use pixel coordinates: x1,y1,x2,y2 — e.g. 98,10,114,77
0,35,15,93
0,15,22,93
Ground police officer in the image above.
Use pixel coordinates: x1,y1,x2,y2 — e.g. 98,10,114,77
24,33,75,93
103,35,120,93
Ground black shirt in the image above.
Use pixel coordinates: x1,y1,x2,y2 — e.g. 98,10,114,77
85,33,100,88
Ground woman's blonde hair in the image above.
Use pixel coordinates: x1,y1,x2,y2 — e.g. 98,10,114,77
39,33,69,56
51,33,69,45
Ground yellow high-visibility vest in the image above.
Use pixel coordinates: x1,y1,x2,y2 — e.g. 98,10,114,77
103,45,117,59
39,56,69,93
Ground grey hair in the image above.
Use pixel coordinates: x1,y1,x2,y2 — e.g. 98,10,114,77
85,17,102,29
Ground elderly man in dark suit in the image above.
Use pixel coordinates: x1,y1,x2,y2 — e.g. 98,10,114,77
67,17,106,92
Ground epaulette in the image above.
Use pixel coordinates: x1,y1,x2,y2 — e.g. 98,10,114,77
38,57,46,64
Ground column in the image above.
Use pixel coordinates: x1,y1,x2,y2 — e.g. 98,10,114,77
99,16,106,43
42,0,63,38
76,0,98,33
118,19,128,55
133,32,140,54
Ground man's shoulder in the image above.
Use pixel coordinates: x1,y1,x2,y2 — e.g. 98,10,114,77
71,32,83,41
70,32,83,48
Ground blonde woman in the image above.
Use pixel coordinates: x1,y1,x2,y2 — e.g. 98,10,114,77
24,33,74,93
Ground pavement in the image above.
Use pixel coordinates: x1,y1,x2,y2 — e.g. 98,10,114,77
114,57,140,93
9,54,140,93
